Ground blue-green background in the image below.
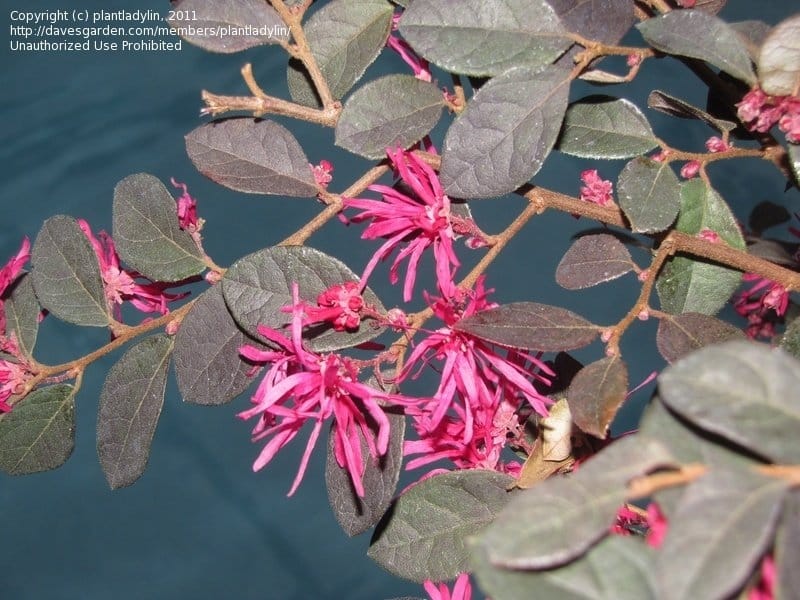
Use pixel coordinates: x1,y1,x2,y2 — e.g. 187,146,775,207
2,1,798,598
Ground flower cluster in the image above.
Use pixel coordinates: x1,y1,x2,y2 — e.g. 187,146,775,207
734,273,789,339
423,573,472,600
579,169,614,206
737,87,800,143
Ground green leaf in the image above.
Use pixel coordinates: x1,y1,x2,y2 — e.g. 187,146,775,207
555,233,635,290
335,75,444,159
222,246,385,352
167,0,288,53
658,340,800,465
656,312,744,364
557,96,658,159
568,355,628,439
112,173,206,282
440,64,571,198
0,384,75,475
174,286,262,406
780,315,800,360
480,435,673,569
776,491,800,600
647,90,736,134
326,403,405,537
757,15,800,96
287,0,393,107
185,119,318,197
454,302,599,352
748,200,791,236
97,335,173,490
30,215,110,327
656,179,745,315
655,467,787,600
4,273,40,358
472,536,656,600
617,157,681,234
637,11,756,85
399,0,571,77
368,469,514,582
548,0,635,45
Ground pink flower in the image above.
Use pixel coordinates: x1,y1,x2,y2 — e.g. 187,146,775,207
705,136,730,153
579,170,614,206
610,505,647,536
645,502,668,548
238,283,418,497
0,238,31,335
78,220,190,319
748,555,776,600
680,160,701,179
399,278,552,459
677,0,696,6
738,87,800,142
779,100,800,143
388,13,432,82
344,148,459,301
296,282,366,332
734,273,789,339
170,178,202,233
697,228,721,243
311,160,334,189
423,573,472,600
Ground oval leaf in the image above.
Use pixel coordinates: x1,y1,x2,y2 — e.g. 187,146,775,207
780,315,800,360
549,0,635,45
617,157,681,234
440,64,571,199
4,273,40,358
758,15,800,96
656,179,745,315
454,302,598,352
568,355,628,439
655,467,787,600
556,233,635,290
656,312,744,364
185,119,317,197
480,435,673,569
776,491,800,600
659,340,800,464
30,215,110,327
647,90,736,134
557,96,658,160
0,384,75,475
174,286,262,406
399,0,571,77
326,406,405,536
367,469,514,582
112,173,206,282
287,0,393,107
636,11,756,85
222,246,385,352
168,0,288,53
335,75,444,159
97,335,173,490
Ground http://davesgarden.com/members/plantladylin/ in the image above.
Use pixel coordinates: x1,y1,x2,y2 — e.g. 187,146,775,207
3,0,800,598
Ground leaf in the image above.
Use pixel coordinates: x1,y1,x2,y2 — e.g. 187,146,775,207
746,238,797,267
780,315,800,360
4,273,40,358
367,470,514,582
541,397,574,462
775,491,800,600
480,435,673,569
173,286,262,406
557,96,658,159
30,215,110,327
472,536,656,600
647,90,736,134
97,335,173,490
659,340,800,464
656,312,744,364
568,355,628,439
516,437,574,490
185,119,318,197
556,233,635,290
578,69,629,84
548,0,635,45
748,200,791,236
112,173,206,282
636,11,756,85
335,75,444,159
617,157,681,234
654,467,787,600
167,0,287,53
0,384,75,475
398,0,571,77
789,144,800,189
440,64,571,199
656,179,745,315
222,246,385,352
730,21,772,59
454,302,598,352
693,0,726,15
326,405,405,536
758,15,800,96
287,0,393,107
